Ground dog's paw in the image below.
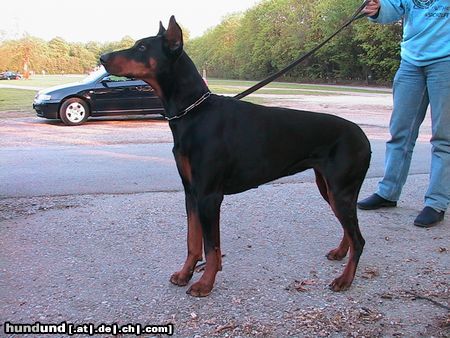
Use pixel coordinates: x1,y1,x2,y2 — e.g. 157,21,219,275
170,271,192,286
186,281,213,297
329,276,352,292
326,248,347,261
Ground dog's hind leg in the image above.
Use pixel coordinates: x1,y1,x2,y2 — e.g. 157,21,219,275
327,177,366,291
314,169,330,204
315,169,351,261
316,168,351,261
317,134,369,291
170,192,204,286
187,192,224,297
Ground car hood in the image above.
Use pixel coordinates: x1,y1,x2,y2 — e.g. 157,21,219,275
38,82,88,95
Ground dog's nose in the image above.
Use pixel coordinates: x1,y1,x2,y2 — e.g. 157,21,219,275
100,53,110,65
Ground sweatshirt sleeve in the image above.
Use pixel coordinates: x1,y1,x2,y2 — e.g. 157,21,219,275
369,0,405,24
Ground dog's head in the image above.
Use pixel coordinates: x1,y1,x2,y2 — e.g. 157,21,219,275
100,16,183,97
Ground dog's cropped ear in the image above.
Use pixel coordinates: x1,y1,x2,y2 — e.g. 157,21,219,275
164,15,183,54
158,21,166,36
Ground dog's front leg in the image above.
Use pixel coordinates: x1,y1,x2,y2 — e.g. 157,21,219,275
170,192,203,286
187,193,224,297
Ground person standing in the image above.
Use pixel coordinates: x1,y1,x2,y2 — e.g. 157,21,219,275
358,0,450,227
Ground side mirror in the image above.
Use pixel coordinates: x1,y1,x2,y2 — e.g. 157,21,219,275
101,76,111,85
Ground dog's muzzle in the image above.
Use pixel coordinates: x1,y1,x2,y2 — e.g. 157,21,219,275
99,53,111,67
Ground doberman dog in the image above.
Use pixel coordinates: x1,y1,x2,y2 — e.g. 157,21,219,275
100,16,371,297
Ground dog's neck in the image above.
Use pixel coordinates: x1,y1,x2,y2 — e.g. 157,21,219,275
158,52,210,119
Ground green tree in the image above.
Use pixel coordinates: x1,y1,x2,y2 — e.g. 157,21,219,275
0,0,402,82
48,37,71,73
0,36,49,74
187,14,241,78
354,19,401,82
186,0,401,83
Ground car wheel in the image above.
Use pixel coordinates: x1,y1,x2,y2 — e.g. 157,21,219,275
59,98,89,126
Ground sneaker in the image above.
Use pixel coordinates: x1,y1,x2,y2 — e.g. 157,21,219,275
357,193,397,210
414,207,445,228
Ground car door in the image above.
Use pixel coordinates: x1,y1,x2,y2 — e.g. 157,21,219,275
90,75,144,115
135,80,164,113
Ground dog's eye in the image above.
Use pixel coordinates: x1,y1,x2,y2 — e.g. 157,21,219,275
138,45,146,52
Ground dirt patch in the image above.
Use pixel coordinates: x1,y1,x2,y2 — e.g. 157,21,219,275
1,178,449,337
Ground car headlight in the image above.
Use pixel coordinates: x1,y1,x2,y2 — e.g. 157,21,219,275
36,94,52,101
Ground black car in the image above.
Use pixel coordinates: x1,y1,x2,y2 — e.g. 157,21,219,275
0,71,22,80
33,67,165,126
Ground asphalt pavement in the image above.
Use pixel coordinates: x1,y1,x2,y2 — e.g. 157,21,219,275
0,140,432,198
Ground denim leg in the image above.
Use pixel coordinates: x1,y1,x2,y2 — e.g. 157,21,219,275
424,61,450,212
377,60,429,201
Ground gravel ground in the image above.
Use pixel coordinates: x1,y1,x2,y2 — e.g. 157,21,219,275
1,175,448,337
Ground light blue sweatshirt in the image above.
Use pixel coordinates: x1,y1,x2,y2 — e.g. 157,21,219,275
370,0,450,66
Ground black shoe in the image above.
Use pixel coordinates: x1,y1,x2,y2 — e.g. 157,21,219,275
357,193,397,210
414,207,445,228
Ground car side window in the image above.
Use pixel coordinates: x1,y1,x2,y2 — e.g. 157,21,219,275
101,74,153,90
105,75,134,82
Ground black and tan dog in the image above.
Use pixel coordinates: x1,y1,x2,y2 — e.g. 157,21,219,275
100,16,371,297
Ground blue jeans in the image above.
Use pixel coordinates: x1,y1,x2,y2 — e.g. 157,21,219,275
377,59,450,212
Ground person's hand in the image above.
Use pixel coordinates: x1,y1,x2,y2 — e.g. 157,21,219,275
363,0,381,17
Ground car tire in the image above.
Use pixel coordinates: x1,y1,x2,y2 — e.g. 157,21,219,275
59,98,90,126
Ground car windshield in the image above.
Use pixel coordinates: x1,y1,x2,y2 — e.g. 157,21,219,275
81,66,108,83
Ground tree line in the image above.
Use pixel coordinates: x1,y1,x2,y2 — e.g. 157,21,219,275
0,35,136,75
186,0,402,84
0,0,402,83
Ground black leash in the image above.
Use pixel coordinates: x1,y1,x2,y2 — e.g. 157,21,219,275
234,0,370,100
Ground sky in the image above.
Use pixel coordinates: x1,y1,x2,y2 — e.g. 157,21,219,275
1,0,261,43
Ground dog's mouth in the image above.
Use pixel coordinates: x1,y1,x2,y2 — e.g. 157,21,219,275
100,53,144,80
99,53,127,77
